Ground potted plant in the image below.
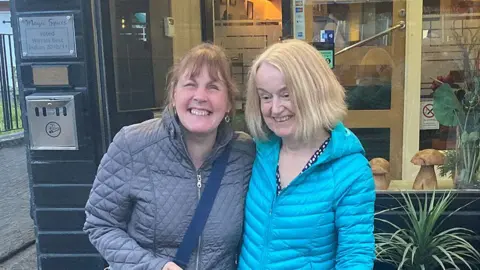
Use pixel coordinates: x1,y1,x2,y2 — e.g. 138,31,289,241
375,191,480,269
430,21,480,189
432,73,480,189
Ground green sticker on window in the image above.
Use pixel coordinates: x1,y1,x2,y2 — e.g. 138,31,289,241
319,50,334,68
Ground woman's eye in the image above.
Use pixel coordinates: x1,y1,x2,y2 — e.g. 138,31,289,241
209,85,220,90
260,95,271,100
282,93,290,98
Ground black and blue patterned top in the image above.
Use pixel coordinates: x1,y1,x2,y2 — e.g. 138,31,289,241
276,137,331,195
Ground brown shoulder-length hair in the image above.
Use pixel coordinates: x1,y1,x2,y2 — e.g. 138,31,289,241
165,43,238,118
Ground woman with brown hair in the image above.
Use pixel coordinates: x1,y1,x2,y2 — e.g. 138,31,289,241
84,43,255,270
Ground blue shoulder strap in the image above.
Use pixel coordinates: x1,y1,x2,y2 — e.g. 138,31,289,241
173,145,232,268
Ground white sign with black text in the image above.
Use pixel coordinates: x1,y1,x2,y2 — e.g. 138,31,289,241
420,98,440,130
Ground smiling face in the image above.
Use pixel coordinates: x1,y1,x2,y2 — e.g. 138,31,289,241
173,65,231,136
255,62,296,139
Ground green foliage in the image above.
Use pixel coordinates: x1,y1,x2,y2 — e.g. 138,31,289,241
438,150,457,178
432,84,464,127
432,82,480,186
375,191,480,270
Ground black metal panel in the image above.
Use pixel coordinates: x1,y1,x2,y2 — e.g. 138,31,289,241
10,0,103,267
13,0,82,12
31,161,96,184
201,0,214,42
282,0,292,39
37,233,97,254
39,255,106,270
36,209,87,231
33,185,92,208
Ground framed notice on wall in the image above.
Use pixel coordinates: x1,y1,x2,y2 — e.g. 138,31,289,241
18,14,77,59
293,0,305,40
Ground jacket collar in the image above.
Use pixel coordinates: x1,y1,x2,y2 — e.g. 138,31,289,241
256,121,364,167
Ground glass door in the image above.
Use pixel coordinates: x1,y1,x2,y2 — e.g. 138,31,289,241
294,0,407,179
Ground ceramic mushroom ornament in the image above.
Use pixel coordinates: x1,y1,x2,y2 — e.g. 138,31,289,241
411,149,445,190
369,158,391,190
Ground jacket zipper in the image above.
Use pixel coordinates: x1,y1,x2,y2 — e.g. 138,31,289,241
260,169,299,265
195,172,202,270
261,195,275,266
176,132,231,270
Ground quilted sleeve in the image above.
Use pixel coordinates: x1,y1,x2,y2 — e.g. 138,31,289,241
83,128,169,270
334,162,376,270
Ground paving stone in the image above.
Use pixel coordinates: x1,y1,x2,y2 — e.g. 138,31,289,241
0,145,35,260
0,245,37,270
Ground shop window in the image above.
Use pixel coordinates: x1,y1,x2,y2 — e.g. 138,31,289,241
106,0,480,191
288,0,406,182
350,128,390,162
108,0,206,113
110,0,155,111
213,0,283,106
419,0,480,190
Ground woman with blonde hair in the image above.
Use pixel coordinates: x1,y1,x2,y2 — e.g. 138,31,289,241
84,43,255,270
238,39,376,269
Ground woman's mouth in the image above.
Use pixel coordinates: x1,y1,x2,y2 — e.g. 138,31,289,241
189,108,212,116
273,116,292,122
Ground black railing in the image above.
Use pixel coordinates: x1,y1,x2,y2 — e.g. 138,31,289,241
0,34,21,134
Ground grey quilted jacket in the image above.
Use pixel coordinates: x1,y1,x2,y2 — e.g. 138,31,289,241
83,110,255,270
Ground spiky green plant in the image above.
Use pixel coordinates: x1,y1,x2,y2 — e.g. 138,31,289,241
375,191,480,270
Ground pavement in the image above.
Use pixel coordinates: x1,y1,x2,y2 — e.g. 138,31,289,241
0,139,36,269
0,245,36,270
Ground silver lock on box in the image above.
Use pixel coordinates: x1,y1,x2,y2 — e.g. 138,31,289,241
26,92,83,150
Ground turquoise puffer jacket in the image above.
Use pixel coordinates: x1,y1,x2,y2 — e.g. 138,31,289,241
238,122,376,269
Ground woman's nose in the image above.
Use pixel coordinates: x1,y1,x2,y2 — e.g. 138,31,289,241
193,87,208,102
271,97,283,114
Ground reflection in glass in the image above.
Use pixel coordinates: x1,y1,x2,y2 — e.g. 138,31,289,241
346,47,393,110
213,0,283,102
311,2,395,111
110,0,162,112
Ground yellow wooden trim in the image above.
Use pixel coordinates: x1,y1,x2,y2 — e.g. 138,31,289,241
387,179,454,190
348,4,362,42
389,0,407,180
401,0,423,181
304,2,313,42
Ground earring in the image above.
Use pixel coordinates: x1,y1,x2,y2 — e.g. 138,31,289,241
224,114,231,123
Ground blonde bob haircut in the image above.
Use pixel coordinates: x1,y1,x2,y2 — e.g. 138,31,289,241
245,39,347,142
165,43,238,118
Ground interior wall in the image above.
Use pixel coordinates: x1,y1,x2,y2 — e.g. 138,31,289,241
215,0,282,20
253,0,282,20
171,0,202,62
